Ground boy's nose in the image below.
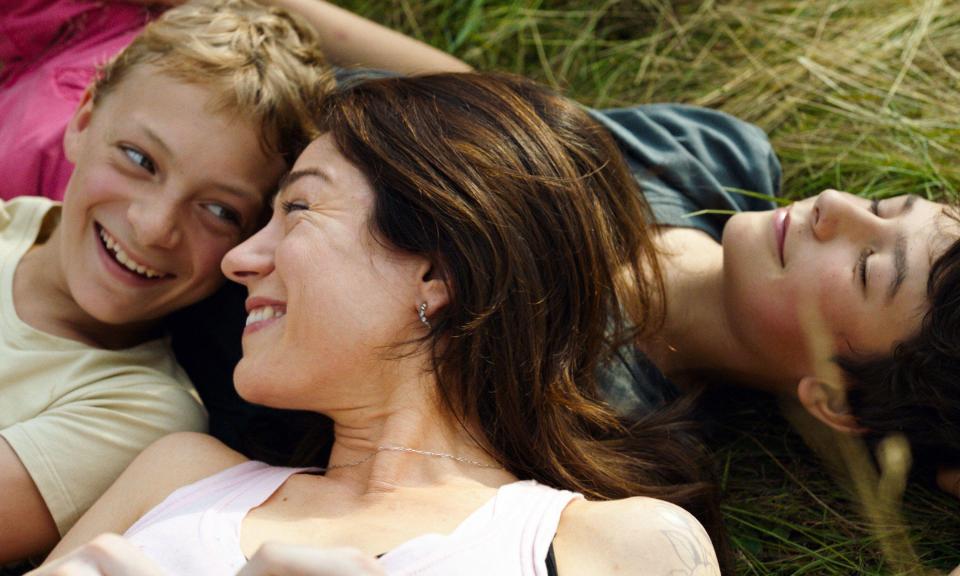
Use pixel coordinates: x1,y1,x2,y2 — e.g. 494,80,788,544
811,189,878,242
128,195,182,250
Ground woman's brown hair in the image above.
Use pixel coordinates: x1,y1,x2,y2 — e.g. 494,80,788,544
311,72,728,566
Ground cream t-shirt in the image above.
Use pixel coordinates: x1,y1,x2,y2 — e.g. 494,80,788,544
0,197,208,534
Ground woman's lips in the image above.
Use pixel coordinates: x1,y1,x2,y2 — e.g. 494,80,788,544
774,207,791,267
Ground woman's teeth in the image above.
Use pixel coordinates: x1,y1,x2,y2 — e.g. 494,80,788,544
99,227,163,279
246,306,286,326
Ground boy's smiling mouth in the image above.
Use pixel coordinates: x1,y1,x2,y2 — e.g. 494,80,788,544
96,224,169,280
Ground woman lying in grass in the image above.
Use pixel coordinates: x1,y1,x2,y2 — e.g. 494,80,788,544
0,0,469,565
34,72,726,576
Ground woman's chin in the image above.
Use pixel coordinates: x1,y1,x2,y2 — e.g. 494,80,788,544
233,367,275,406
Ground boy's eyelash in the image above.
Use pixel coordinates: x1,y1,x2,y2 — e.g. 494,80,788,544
858,248,873,288
858,199,881,290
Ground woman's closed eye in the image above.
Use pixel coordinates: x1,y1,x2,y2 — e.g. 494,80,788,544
280,199,310,214
121,145,156,174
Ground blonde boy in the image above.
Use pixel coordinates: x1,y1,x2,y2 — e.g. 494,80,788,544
0,0,331,562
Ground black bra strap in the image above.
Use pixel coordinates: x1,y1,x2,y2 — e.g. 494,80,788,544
545,541,559,576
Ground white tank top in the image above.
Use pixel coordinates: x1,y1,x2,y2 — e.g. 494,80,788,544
124,460,582,575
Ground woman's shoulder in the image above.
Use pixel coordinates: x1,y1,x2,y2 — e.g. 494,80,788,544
555,497,720,576
98,432,249,521
47,433,249,559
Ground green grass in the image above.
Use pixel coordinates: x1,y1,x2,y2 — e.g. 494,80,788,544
335,1,960,573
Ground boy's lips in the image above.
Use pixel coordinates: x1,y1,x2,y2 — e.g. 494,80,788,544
774,207,791,267
95,223,172,283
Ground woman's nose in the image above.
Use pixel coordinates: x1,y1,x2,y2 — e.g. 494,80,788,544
222,218,280,285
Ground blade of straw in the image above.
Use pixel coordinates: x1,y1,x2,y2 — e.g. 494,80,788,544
784,298,934,575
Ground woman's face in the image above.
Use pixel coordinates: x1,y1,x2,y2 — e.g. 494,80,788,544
721,189,957,380
222,135,430,410
60,65,285,326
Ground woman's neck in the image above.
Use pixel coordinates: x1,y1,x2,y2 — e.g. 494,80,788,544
321,374,514,493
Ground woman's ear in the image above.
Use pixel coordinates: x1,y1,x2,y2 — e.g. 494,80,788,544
63,88,96,163
416,258,450,315
796,376,866,434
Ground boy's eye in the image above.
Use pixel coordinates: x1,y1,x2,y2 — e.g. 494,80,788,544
204,203,242,226
122,146,156,174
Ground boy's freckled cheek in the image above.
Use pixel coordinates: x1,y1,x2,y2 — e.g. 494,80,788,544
71,165,130,206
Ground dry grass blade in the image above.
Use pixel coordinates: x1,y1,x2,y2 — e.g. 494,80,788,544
785,300,938,575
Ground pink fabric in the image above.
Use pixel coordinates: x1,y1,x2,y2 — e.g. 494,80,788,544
125,461,315,575
377,479,581,576
123,460,582,576
0,0,157,201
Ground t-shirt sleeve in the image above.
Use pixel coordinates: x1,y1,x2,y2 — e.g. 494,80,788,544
590,104,782,241
0,379,207,535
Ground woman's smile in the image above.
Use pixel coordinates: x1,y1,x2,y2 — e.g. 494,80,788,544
243,298,287,335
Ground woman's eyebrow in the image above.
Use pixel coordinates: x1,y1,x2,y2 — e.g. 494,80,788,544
272,168,332,209
277,167,331,193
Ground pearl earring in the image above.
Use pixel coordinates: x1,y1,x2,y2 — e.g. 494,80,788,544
418,302,431,328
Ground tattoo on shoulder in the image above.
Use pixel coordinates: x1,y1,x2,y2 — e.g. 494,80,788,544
654,503,719,576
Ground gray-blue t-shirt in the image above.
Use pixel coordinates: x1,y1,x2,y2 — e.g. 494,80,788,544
590,104,781,413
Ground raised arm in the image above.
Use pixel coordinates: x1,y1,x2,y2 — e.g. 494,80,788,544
113,0,470,74
261,0,472,74
0,439,59,563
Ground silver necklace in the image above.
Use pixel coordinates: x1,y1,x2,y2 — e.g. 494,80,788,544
325,445,503,470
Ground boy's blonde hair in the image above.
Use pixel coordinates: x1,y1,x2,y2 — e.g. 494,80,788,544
93,0,332,164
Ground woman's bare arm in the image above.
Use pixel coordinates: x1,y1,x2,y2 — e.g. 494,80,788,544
45,432,246,561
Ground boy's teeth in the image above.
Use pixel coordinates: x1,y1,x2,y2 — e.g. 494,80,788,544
246,306,286,326
99,227,163,279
